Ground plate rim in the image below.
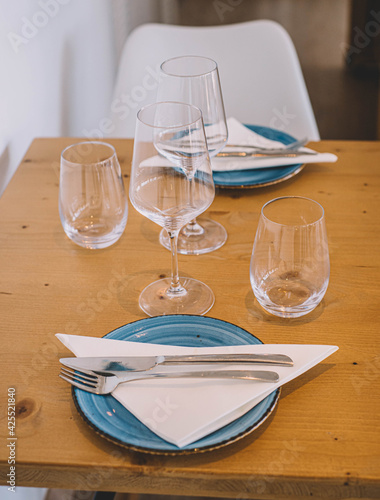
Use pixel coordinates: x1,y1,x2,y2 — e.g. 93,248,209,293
72,315,281,455
213,124,305,189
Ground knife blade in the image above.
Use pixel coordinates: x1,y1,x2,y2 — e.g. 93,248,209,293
60,353,293,373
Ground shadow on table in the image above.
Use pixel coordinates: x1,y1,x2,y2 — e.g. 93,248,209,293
244,288,336,395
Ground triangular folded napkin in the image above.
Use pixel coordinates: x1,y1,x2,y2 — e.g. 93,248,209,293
211,117,338,171
57,333,338,448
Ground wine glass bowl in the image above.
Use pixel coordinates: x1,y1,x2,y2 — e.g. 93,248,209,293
158,56,228,156
129,101,215,316
250,196,330,318
157,55,228,255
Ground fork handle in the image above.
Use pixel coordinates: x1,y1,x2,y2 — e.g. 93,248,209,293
116,370,279,384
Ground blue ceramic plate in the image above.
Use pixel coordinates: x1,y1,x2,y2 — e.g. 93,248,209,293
213,125,304,188
73,315,280,455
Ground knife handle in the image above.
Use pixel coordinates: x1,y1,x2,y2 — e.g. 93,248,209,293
162,354,293,366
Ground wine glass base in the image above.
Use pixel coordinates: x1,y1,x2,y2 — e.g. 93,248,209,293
159,218,227,255
139,277,215,317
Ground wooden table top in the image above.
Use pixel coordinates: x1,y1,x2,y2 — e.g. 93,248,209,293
0,138,379,499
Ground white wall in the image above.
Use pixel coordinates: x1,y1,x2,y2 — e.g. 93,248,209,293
0,0,178,197
0,0,117,197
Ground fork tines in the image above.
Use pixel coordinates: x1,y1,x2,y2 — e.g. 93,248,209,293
60,367,98,392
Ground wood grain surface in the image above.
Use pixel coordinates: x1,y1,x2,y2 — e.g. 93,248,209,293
0,138,379,499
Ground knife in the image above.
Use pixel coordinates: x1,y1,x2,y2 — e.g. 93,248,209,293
60,353,293,373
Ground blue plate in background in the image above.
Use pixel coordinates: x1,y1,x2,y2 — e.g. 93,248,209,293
72,315,280,455
213,125,304,188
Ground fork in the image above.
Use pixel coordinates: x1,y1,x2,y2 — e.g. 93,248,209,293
224,137,308,152
217,137,315,157
170,137,308,154
60,366,279,395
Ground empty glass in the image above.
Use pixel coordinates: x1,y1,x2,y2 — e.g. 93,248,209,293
59,141,128,249
250,196,330,318
129,101,215,316
156,55,228,255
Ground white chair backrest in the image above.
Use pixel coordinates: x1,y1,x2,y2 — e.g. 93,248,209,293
109,20,320,140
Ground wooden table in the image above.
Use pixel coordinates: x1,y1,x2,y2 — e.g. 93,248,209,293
0,138,379,499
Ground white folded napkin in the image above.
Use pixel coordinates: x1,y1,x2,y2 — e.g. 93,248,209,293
56,333,338,448
211,117,338,171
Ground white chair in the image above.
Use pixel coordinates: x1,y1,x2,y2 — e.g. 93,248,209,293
108,20,320,141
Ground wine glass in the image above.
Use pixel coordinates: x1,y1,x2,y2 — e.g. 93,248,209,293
59,141,128,249
156,55,228,255
250,196,330,318
129,101,215,316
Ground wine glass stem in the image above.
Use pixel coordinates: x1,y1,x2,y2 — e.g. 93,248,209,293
182,175,204,236
182,219,205,237
167,229,186,296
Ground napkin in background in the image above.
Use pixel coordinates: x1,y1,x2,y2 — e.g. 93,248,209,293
56,334,338,448
211,117,338,171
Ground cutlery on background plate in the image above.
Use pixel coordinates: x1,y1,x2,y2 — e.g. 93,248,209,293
223,136,308,151
174,137,308,152
60,366,280,395
60,353,293,373
216,150,317,158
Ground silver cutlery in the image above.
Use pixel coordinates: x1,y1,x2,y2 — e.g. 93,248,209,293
60,353,293,373
216,150,317,158
60,366,279,395
223,137,308,152
174,137,308,153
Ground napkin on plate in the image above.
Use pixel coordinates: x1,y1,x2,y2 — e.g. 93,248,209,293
211,117,338,172
56,333,338,448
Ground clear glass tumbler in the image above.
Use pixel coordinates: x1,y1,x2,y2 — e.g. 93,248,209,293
59,141,128,249
250,196,330,318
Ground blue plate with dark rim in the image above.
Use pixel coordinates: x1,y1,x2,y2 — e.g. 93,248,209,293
72,315,280,455
213,125,304,188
